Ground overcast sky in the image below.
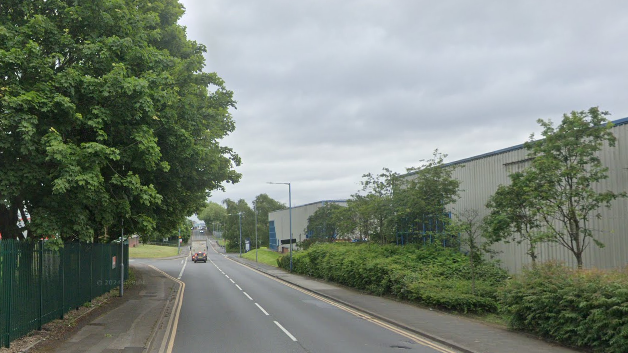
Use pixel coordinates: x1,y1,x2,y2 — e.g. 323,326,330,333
178,0,628,208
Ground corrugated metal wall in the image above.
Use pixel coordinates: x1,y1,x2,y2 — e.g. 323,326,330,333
448,122,628,273
268,201,348,251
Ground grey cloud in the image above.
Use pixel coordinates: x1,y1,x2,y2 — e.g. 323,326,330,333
180,0,628,206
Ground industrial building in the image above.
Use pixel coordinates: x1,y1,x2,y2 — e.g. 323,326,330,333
266,119,626,272
268,200,347,252
445,117,628,273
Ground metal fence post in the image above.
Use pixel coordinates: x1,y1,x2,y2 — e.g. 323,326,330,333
76,244,80,310
38,240,43,330
59,245,64,320
120,218,124,297
3,241,13,348
89,244,93,303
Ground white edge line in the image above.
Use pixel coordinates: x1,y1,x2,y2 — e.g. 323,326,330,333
274,321,297,341
255,303,269,316
243,292,253,300
177,256,187,279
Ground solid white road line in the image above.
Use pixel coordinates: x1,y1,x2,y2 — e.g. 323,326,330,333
274,321,297,342
255,303,269,316
177,256,188,279
243,292,253,300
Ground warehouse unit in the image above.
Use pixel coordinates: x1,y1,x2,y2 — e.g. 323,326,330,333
268,200,347,252
443,117,628,273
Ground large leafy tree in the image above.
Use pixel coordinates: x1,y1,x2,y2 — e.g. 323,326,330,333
395,150,461,243
304,203,344,243
355,168,398,244
198,201,227,233
0,0,240,241
523,107,626,268
222,198,252,253
336,151,460,245
252,194,285,247
484,172,546,264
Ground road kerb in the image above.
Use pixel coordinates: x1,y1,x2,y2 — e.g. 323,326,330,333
147,265,186,353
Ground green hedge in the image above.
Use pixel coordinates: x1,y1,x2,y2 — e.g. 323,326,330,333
278,243,507,313
501,262,628,352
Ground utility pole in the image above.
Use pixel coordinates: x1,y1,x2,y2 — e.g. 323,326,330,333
238,213,242,258
255,203,258,262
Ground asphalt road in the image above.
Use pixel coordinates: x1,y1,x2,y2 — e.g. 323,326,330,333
139,235,455,353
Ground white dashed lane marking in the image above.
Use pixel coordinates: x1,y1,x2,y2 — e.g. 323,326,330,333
255,303,269,316
274,321,297,341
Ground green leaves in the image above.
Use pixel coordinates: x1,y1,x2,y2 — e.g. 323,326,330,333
519,107,626,268
501,263,628,352
304,203,343,245
0,0,240,241
279,243,507,313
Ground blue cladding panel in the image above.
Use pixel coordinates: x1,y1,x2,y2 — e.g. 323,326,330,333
269,221,277,251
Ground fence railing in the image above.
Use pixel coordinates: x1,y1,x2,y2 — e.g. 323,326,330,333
0,240,129,348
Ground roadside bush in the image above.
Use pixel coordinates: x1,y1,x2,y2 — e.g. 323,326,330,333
501,262,628,352
278,242,507,313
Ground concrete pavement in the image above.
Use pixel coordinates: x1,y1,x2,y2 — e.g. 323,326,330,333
39,262,180,353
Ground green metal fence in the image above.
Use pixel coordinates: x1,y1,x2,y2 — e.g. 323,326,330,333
0,240,129,348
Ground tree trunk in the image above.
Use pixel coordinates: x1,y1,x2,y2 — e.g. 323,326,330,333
470,250,476,296
576,252,583,269
528,241,537,266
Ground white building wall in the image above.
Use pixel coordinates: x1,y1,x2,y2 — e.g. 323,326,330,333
446,120,628,273
269,200,347,252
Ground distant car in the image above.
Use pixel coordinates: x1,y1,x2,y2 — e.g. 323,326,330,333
200,230,204,233
193,252,207,263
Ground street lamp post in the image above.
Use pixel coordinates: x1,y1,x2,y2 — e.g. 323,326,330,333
268,182,292,272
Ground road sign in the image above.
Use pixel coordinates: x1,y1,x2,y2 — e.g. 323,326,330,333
280,238,296,245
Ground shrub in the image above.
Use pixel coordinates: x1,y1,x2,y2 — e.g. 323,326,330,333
501,262,628,352
278,242,507,313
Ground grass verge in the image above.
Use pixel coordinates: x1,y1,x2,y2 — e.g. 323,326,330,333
241,247,282,267
129,244,179,258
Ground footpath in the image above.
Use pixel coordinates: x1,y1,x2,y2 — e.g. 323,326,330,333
21,248,191,353
26,243,580,353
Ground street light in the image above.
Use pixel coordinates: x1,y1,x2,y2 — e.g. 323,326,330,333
268,182,292,272
228,212,243,257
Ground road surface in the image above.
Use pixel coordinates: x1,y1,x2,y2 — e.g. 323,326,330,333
138,234,458,353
